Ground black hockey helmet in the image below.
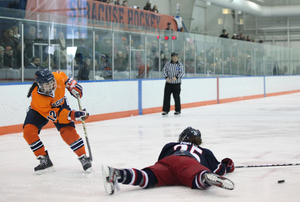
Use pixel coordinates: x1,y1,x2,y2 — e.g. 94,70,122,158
178,127,201,142
171,52,178,57
35,69,54,84
35,69,56,95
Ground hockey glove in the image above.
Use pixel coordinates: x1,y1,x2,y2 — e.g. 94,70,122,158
66,78,83,98
68,109,89,121
221,158,235,173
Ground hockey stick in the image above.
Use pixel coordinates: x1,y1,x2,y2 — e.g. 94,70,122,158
76,94,93,162
236,163,300,168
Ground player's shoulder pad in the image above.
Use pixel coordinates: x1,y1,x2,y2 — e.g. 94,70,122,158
163,142,178,147
200,147,215,156
53,70,68,81
54,70,67,77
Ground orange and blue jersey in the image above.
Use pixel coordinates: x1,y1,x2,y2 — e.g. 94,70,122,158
30,71,71,124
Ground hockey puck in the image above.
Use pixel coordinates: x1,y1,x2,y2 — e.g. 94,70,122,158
278,180,285,183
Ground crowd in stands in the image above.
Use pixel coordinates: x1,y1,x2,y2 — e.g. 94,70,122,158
0,24,292,81
219,29,263,44
1,2,298,82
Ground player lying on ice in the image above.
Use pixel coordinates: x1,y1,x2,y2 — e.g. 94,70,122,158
23,69,91,174
102,126,235,195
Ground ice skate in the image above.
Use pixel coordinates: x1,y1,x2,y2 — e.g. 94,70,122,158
203,173,235,190
102,165,121,195
34,150,54,175
174,111,181,116
78,154,92,172
162,112,168,117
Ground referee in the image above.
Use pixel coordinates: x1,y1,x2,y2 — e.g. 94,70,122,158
162,52,185,116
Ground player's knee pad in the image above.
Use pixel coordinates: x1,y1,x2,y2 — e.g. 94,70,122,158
23,124,39,144
60,126,80,145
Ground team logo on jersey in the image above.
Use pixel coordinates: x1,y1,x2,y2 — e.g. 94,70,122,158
52,97,64,108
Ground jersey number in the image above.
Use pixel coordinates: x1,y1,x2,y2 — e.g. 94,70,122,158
174,144,203,163
47,110,57,122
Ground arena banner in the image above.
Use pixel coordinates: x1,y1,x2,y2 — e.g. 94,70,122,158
25,0,177,31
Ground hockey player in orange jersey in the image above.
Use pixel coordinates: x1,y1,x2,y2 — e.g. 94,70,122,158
23,69,92,174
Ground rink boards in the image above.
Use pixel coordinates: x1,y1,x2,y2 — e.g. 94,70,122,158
0,75,300,135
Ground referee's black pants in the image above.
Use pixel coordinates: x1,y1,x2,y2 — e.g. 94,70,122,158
162,82,181,113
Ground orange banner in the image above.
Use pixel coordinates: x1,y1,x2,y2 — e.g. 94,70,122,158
25,0,177,31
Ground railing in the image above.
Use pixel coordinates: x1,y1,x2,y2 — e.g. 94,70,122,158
0,8,299,83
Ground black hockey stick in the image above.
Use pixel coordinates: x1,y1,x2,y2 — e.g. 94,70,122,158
236,163,300,168
76,94,93,162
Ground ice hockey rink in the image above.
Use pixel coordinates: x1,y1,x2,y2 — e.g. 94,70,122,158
1,93,300,202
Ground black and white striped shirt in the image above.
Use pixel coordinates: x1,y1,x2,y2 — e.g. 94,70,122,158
162,61,185,84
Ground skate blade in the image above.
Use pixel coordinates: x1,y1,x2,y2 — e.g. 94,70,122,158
35,166,55,175
85,167,94,173
162,114,168,117
102,165,115,195
205,174,235,190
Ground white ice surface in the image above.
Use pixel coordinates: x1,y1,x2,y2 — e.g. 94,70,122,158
1,93,300,202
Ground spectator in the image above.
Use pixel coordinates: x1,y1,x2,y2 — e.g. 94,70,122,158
138,59,150,78
239,33,244,40
219,29,227,38
59,50,67,69
41,57,57,70
114,51,126,71
99,54,112,79
246,36,251,42
34,30,45,43
164,22,173,39
143,2,151,11
84,57,91,72
11,26,20,39
57,32,66,51
0,46,4,68
75,53,90,80
118,37,128,53
232,33,237,39
11,26,21,46
134,45,144,72
2,28,18,50
15,42,30,68
26,56,40,69
4,46,15,68
100,38,116,59
24,26,36,58
122,52,129,70
76,38,90,59
150,40,158,57
114,0,121,5
122,0,128,7
165,22,172,31
152,5,159,13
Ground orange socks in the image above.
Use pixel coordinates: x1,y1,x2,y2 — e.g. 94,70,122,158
60,126,86,157
23,124,46,157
